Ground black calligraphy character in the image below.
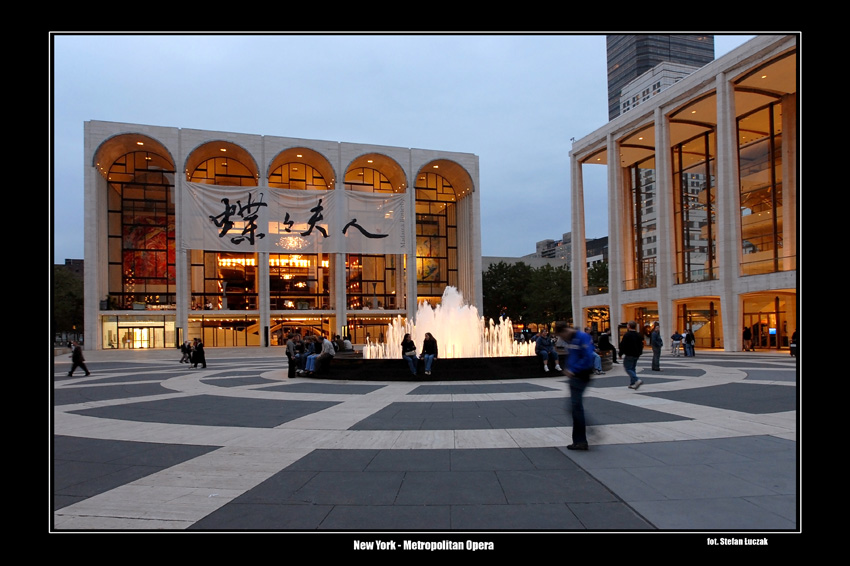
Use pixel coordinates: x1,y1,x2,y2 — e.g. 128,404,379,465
342,218,389,239
229,193,268,245
209,198,238,237
209,193,267,245
301,199,328,237
282,212,295,232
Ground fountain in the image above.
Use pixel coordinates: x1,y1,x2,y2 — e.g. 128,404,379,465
362,287,534,359
326,287,543,381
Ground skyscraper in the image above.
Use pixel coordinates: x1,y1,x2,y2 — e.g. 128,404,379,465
606,35,714,120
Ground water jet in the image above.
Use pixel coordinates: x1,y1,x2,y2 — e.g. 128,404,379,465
322,287,549,381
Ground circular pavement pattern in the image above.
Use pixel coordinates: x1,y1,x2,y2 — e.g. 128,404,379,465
52,349,798,533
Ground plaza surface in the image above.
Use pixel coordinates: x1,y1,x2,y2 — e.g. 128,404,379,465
52,346,798,535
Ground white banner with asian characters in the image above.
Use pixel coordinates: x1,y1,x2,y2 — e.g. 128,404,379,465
339,190,406,254
181,182,407,254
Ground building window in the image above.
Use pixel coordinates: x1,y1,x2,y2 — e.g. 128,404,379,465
738,102,785,275
106,151,176,310
187,155,259,312
344,166,400,310
672,131,717,284
624,161,657,290
269,162,328,191
415,172,458,303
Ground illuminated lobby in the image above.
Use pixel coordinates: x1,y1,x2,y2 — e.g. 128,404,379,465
83,121,482,350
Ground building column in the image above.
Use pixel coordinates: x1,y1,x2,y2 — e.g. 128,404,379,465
715,71,741,352
654,107,674,332
569,151,586,328
606,133,624,327
406,186,417,320
83,139,103,350
258,252,270,346
257,140,270,346
174,133,191,348
333,176,348,336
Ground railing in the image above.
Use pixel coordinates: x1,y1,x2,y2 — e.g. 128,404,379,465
741,253,797,276
585,285,609,296
674,269,718,285
622,275,656,291
102,294,177,310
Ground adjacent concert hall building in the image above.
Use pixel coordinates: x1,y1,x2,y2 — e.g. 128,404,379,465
569,35,798,352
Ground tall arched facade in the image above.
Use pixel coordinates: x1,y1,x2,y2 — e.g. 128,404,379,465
83,122,481,350
570,35,797,352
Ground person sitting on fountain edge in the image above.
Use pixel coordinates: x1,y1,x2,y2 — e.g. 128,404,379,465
420,332,438,376
535,328,561,373
401,333,418,376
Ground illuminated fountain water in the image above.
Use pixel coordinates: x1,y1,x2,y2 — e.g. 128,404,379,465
362,287,535,360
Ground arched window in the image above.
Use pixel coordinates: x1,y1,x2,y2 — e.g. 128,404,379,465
415,171,458,303
343,166,399,311
106,150,176,309
187,154,258,312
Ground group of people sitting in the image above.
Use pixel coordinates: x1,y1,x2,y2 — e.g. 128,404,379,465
534,327,616,375
285,333,353,377
401,332,438,376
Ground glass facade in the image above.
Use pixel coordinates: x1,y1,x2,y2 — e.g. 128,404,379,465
106,150,176,311
344,166,404,313
672,132,717,284
624,161,657,290
415,171,458,304
739,102,785,275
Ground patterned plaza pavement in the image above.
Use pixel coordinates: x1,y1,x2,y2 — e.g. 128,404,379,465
51,346,798,543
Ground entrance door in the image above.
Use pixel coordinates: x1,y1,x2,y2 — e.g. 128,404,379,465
745,313,780,350
120,327,165,349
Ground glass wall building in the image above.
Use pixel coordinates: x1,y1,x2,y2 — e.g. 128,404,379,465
572,35,797,352
83,122,482,350
607,35,715,120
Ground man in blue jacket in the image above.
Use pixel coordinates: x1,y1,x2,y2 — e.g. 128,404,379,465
555,321,595,451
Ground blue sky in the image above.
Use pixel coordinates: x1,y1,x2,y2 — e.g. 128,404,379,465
51,33,754,262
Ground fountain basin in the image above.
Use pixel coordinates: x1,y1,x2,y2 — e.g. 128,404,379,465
310,351,562,381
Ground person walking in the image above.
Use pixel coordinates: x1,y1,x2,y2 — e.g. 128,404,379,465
743,326,753,351
179,340,192,363
555,322,596,451
619,321,644,389
67,341,91,376
191,338,206,368
420,332,438,376
650,322,663,371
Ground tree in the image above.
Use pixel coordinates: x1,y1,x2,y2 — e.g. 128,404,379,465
482,261,533,322
53,265,84,336
587,261,609,292
525,264,572,325
483,262,571,327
